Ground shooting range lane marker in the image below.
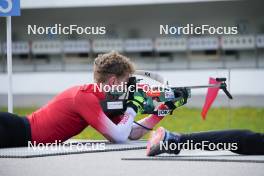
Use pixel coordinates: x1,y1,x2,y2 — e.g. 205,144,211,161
6,16,13,113
1,0,21,113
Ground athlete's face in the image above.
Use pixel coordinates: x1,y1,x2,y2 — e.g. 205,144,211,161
108,74,130,89
104,74,129,97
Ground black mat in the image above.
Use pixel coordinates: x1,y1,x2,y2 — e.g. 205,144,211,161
0,140,146,158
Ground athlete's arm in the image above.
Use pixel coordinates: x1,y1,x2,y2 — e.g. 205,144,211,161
75,92,136,143
128,115,163,140
128,104,167,140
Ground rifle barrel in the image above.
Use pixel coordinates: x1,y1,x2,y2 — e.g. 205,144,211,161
184,84,221,89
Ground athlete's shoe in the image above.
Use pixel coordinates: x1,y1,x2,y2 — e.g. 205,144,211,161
146,127,181,156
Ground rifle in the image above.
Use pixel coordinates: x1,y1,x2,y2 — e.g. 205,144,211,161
100,70,233,119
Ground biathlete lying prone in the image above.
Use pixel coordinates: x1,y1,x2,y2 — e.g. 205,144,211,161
0,51,170,147
0,51,263,156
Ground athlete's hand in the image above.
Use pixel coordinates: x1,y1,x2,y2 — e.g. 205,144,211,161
174,97,187,108
127,93,145,115
173,88,189,107
165,88,189,112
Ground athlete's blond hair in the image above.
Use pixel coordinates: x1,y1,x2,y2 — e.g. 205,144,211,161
94,51,135,83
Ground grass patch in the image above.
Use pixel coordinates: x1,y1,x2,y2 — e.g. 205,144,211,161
1,107,263,140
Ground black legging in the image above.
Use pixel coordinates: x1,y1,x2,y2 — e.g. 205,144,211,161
0,112,31,148
180,130,264,155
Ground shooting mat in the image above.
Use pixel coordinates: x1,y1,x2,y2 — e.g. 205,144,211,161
0,140,146,158
1,140,263,163
122,150,264,163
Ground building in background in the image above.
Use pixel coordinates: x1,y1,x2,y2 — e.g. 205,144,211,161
0,0,263,107
0,0,263,72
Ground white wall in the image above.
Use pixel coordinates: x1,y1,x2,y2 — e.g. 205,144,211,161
0,69,263,95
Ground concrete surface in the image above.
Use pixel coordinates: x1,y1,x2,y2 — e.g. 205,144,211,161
0,141,263,176
0,150,263,176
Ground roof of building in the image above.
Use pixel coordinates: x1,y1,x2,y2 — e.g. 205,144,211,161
21,0,230,9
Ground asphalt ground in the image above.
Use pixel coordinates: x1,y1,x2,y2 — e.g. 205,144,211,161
0,140,263,176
